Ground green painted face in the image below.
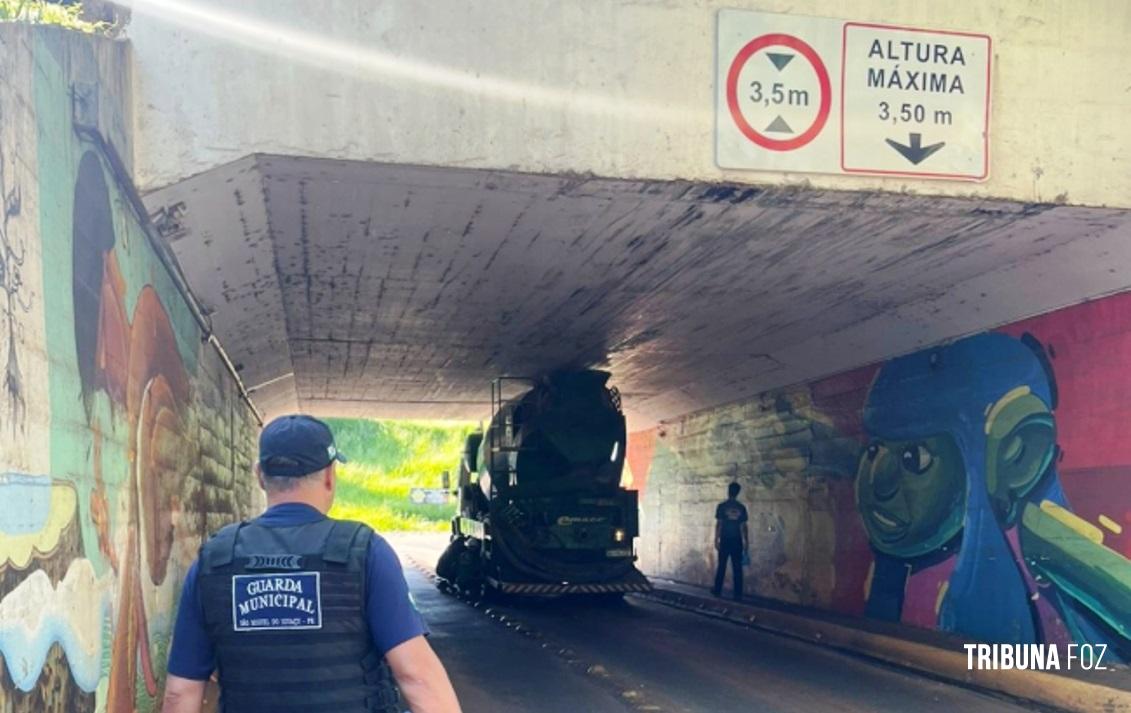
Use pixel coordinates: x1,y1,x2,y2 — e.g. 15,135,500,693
855,434,967,559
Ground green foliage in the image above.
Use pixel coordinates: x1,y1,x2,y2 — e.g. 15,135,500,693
0,1,109,33
325,419,478,532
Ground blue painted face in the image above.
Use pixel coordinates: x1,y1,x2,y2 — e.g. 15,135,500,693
858,332,1059,643
859,332,1056,552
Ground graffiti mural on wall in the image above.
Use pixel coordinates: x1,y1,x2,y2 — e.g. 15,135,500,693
0,36,259,713
0,97,29,432
73,148,196,711
858,332,1131,655
633,297,1131,654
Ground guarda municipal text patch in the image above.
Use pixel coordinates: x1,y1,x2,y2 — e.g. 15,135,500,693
232,572,322,631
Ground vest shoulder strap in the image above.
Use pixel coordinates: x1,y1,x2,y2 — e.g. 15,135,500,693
201,521,244,572
324,520,372,564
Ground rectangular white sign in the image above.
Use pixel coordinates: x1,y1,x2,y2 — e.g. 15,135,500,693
716,9,991,181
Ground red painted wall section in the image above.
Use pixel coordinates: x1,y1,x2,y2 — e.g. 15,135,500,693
625,428,657,493
1000,292,1131,560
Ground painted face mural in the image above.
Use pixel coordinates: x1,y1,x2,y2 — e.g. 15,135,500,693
856,433,965,558
630,298,1131,653
858,332,1131,653
1,116,259,713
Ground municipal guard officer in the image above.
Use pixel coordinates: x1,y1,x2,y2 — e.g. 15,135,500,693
162,415,462,713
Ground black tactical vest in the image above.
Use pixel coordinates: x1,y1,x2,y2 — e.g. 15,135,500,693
197,517,401,713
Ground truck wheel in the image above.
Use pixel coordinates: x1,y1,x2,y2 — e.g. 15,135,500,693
455,547,485,600
435,537,466,588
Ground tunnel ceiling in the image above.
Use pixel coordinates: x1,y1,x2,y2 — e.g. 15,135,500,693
144,155,1131,426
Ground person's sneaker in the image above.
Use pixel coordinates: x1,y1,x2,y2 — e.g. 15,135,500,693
711,589,722,598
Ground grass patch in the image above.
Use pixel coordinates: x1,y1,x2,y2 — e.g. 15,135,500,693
0,1,109,33
326,419,478,533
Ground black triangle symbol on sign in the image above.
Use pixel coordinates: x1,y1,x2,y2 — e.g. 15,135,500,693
767,52,794,71
765,115,793,133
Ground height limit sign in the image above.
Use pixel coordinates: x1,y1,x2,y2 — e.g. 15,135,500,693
717,9,991,181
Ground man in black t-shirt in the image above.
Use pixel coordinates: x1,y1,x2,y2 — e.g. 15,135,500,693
712,482,749,600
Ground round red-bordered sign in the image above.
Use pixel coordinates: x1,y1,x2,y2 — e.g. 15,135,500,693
726,33,831,151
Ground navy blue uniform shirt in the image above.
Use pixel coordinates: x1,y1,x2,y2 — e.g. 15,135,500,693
167,503,428,680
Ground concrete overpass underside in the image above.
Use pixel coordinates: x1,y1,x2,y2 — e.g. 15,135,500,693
145,156,1131,426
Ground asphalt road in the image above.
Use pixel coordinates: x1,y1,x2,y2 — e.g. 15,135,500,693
395,537,1039,713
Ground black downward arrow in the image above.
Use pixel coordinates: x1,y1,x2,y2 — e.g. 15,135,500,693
885,133,945,165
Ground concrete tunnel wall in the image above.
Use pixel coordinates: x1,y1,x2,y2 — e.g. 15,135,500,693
0,7,1124,708
126,0,1131,209
628,288,1131,652
0,26,262,712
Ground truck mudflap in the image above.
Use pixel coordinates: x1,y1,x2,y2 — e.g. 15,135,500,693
486,570,652,595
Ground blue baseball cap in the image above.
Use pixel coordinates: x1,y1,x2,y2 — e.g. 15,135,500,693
258,414,348,477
